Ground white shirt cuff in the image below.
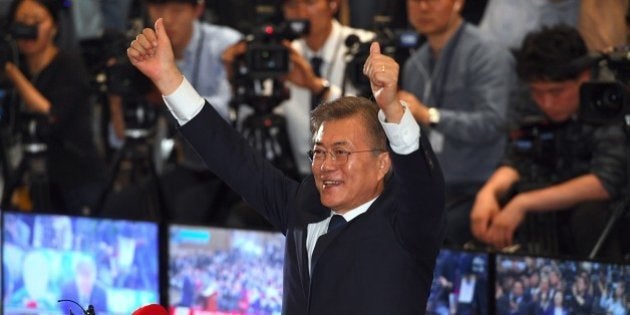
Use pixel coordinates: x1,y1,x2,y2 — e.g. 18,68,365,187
379,101,421,155
162,77,205,126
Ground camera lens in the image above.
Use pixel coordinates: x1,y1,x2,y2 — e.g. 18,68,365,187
594,85,622,114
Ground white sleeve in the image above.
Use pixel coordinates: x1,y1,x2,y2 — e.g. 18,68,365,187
378,101,421,155
162,77,206,126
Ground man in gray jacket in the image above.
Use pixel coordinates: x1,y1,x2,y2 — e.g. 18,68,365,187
397,0,515,246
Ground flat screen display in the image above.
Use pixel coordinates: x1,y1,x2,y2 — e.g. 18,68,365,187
427,248,490,315
495,253,630,314
168,225,285,315
2,211,160,315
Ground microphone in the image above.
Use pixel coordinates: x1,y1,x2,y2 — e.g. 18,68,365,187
345,34,360,48
345,34,361,55
58,299,96,315
132,304,168,315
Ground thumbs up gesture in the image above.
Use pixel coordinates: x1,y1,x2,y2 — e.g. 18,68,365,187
127,18,183,95
363,42,403,122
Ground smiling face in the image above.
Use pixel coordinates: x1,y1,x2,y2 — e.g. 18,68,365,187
13,0,57,56
311,115,390,213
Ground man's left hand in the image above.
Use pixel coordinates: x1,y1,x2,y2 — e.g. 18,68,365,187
486,196,528,248
363,42,402,122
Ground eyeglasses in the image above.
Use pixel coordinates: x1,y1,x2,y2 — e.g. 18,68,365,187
308,148,385,165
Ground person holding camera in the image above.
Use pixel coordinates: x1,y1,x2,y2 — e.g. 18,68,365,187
396,0,515,246
3,0,106,215
140,0,242,224
276,0,374,178
470,25,627,259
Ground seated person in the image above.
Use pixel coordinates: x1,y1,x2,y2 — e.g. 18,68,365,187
470,25,627,259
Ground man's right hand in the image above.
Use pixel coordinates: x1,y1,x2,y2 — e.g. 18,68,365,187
127,18,182,95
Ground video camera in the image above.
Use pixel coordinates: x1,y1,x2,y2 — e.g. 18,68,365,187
1,21,38,138
79,30,157,135
1,22,37,86
344,15,421,98
579,48,630,125
231,14,309,114
243,19,310,79
0,22,38,64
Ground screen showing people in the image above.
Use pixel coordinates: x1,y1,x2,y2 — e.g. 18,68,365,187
427,248,490,315
168,225,285,315
495,254,630,315
2,211,160,315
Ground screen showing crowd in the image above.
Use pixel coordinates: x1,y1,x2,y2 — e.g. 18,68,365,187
426,248,490,315
2,211,160,315
495,254,630,314
169,225,285,315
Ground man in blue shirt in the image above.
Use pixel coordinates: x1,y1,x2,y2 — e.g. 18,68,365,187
144,0,242,224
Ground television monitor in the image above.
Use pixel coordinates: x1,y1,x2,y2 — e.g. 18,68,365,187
426,248,490,315
168,225,285,315
2,211,160,315
495,253,630,315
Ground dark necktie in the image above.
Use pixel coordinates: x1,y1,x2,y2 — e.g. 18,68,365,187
327,214,347,233
310,56,323,109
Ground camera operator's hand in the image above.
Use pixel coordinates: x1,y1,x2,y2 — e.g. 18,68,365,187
221,41,247,81
283,41,329,96
363,42,402,123
470,188,501,244
397,90,431,126
485,196,528,249
127,18,182,95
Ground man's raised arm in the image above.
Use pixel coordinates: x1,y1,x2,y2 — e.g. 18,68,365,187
127,18,183,95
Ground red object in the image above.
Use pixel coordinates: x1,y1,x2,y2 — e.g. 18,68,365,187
132,304,168,315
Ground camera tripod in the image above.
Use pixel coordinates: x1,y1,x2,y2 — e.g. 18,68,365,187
0,139,52,211
235,97,299,180
93,127,164,221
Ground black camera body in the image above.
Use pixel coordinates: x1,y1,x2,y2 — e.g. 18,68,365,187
345,15,421,97
231,18,309,114
244,20,310,79
1,22,38,83
579,49,630,125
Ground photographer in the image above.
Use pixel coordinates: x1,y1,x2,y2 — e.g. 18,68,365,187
141,0,243,224
223,0,375,178
3,0,105,214
397,0,515,246
280,0,374,177
470,25,627,259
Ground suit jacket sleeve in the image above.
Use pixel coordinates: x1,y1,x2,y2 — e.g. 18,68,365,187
178,102,299,233
391,132,446,259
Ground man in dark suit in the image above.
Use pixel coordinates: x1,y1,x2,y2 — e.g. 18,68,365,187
127,17,446,314
60,256,108,314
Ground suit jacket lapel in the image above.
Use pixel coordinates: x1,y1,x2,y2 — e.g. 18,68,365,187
292,228,311,298
309,225,346,277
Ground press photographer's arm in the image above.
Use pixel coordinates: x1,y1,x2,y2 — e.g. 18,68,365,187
471,167,612,248
5,61,51,114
